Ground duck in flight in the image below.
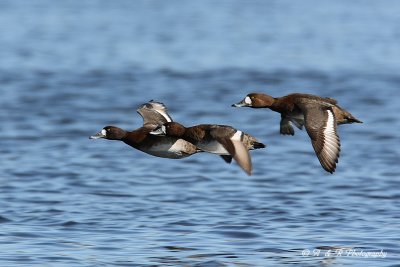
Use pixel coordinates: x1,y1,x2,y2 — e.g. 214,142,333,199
233,93,362,173
90,101,201,159
150,121,266,175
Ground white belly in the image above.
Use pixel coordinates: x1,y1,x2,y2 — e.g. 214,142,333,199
197,140,229,155
142,139,194,159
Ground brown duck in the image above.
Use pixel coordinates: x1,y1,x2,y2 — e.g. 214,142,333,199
233,93,362,173
150,122,266,175
90,101,201,159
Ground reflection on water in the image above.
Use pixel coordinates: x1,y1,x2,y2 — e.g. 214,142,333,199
1,0,399,266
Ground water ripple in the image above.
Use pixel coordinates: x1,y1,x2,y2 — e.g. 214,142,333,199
1,1,399,266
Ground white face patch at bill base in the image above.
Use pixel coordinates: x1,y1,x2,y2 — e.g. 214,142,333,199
101,129,107,136
244,96,252,105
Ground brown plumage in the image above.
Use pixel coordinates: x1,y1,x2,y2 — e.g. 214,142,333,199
233,92,362,173
90,101,201,159
150,122,266,175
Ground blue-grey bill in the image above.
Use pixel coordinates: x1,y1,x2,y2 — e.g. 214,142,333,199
232,101,247,107
89,130,106,139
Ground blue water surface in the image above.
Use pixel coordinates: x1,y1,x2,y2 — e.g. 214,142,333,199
1,1,399,266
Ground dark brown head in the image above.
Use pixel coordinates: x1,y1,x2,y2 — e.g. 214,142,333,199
89,126,127,140
149,122,186,137
232,93,275,108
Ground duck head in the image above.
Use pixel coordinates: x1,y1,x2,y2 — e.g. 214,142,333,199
90,126,127,140
232,93,275,108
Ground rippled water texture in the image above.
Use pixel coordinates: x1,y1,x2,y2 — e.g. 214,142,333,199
1,1,399,266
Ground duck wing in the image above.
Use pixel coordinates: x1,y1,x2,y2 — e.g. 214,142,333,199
280,114,295,135
209,126,252,175
137,100,173,129
296,101,341,173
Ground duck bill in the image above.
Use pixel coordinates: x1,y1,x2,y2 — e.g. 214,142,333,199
89,129,106,139
231,99,248,107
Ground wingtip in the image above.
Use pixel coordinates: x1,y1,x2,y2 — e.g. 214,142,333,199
322,163,337,174
241,165,252,176
228,139,253,177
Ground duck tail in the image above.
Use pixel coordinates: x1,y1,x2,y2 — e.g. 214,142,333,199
334,106,363,124
253,141,266,149
244,134,266,150
348,117,363,123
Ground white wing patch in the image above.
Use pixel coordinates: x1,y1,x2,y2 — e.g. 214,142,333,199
150,102,172,122
155,108,172,122
322,110,340,163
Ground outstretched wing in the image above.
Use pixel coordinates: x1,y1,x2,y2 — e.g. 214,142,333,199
137,100,173,129
296,100,341,173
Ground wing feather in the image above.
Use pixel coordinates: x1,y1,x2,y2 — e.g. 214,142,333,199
137,101,173,129
210,128,253,175
296,101,341,173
